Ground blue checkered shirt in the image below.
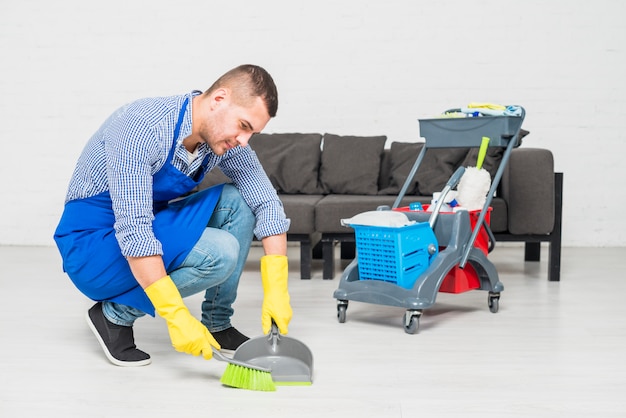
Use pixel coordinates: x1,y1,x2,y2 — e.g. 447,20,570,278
65,91,289,257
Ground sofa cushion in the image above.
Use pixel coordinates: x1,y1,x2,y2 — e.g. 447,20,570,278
319,134,387,195
501,147,554,234
488,198,508,233
378,142,467,196
279,194,325,234
315,194,508,234
459,147,504,180
458,129,530,179
378,142,424,195
458,131,531,181
315,194,429,233
415,147,469,195
378,150,394,190
249,133,323,194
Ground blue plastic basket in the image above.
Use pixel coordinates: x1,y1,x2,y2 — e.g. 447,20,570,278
352,222,438,289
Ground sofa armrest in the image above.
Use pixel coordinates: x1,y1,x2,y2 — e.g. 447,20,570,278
500,148,555,235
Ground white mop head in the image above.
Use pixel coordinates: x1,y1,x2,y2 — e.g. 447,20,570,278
456,167,491,210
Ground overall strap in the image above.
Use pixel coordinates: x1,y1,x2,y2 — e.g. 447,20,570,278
165,97,190,161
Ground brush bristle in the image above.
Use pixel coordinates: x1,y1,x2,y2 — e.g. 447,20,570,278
220,363,276,392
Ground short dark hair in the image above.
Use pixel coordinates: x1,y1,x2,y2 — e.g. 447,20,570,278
206,64,278,117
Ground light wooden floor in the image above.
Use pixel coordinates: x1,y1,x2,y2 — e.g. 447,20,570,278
1,244,625,417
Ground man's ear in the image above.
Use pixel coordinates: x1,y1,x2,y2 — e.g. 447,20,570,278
211,87,229,105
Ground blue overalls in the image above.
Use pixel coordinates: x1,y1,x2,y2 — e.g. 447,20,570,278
54,98,224,316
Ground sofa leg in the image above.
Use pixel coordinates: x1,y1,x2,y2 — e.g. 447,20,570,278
312,240,323,259
287,233,316,280
340,241,356,260
547,240,561,282
322,240,335,280
548,172,563,282
524,242,541,261
299,239,312,280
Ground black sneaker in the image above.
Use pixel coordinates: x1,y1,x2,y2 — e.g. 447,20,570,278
211,327,250,355
86,302,151,367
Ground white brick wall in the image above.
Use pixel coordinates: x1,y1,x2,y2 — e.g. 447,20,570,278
1,0,624,246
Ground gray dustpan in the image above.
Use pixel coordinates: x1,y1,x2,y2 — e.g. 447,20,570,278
232,323,313,385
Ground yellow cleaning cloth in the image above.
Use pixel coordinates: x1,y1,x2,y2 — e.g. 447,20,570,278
467,102,506,110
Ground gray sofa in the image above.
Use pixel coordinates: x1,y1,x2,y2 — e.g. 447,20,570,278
198,132,563,282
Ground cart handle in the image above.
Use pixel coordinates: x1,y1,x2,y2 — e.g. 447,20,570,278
484,218,496,253
459,106,526,267
428,166,465,229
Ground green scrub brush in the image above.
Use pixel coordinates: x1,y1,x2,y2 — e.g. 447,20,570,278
457,136,491,210
213,348,276,391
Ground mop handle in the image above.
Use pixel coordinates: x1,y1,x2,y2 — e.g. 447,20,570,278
476,136,490,169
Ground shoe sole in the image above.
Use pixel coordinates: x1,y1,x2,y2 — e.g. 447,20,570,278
86,311,151,367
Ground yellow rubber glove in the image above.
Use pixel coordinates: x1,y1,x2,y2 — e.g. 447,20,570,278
144,275,220,359
260,255,293,335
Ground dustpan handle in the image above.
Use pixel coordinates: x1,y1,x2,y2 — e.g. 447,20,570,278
268,321,281,352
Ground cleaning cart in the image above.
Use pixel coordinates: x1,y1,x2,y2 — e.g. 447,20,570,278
333,106,526,333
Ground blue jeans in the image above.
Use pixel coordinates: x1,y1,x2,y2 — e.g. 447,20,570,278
103,184,255,332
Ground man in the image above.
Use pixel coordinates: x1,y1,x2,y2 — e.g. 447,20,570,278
54,64,292,367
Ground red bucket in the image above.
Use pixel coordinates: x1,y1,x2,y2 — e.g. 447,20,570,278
395,205,492,293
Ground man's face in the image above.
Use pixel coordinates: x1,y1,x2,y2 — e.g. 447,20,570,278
200,91,270,156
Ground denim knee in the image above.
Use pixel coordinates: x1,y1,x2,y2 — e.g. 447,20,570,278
198,229,239,274
171,228,240,298
214,184,255,232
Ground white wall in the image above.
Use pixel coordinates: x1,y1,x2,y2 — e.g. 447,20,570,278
1,0,624,247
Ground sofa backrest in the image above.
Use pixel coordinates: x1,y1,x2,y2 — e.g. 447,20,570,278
248,132,390,196
378,150,394,191
198,132,524,196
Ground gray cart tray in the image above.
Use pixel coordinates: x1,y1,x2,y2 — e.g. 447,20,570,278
418,113,523,148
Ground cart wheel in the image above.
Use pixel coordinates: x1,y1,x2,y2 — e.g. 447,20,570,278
337,300,348,323
488,292,500,313
403,310,422,334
